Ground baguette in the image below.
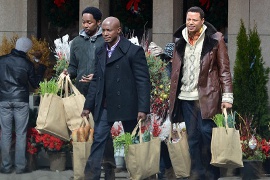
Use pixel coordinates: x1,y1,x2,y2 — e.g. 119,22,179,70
88,128,94,143
71,129,78,142
77,127,86,142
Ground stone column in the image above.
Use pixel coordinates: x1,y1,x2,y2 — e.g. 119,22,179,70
79,0,110,31
0,0,38,41
152,0,183,48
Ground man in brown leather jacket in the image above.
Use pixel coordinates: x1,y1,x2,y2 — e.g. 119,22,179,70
169,6,233,180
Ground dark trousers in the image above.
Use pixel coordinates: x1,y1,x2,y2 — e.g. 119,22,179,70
181,100,220,180
84,108,137,180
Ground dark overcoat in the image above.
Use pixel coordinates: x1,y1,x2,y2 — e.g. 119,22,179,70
84,37,151,122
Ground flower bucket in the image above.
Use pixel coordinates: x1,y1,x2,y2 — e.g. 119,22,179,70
48,152,66,171
114,156,125,169
27,153,38,172
241,160,263,179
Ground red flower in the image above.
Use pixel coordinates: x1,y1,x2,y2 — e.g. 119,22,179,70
261,139,270,158
54,0,66,7
152,119,161,137
111,124,123,138
27,128,42,154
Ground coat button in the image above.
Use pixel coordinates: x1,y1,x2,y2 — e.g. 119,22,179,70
117,91,120,95
118,105,121,108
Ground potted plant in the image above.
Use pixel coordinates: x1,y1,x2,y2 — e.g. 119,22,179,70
237,113,267,179
26,128,43,171
39,133,71,171
261,123,270,174
111,122,125,169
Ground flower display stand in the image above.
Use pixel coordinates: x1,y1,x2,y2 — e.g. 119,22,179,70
114,146,125,169
48,152,67,171
27,153,38,172
263,158,270,175
241,160,263,179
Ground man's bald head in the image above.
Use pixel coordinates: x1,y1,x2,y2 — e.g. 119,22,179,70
101,16,122,47
102,17,121,28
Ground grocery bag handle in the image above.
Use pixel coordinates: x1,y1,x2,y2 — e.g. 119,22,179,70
222,108,229,129
131,119,143,143
168,123,182,142
64,75,82,97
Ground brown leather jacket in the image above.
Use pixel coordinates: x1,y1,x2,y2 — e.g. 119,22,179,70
169,22,233,122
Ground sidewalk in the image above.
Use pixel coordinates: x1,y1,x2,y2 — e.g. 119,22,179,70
0,168,130,180
0,168,269,180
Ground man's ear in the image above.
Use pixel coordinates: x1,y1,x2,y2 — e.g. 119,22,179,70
97,20,102,26
117,27,122,34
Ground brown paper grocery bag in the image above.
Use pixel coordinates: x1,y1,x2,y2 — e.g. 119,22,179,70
210,108,243,168
167,128,191,178
125,120,161,180
62,75,92,131
73,142,92,180
36,93,69,141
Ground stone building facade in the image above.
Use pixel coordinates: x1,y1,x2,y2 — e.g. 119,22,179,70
0,0,270,98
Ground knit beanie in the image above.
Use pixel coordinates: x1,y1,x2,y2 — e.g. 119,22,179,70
82,7,102,21
163,43,175,58
15,37,33,53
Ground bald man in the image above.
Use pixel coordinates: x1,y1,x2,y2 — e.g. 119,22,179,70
81,17,151,179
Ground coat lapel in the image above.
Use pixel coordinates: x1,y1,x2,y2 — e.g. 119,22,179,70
97,47,107,73
106,36,130,65
106,47,124,64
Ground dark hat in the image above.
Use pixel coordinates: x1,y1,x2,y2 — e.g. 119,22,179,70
163,43,175,58
82,7,102,21
15,37,33,53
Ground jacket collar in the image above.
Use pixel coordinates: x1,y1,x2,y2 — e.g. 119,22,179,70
79,26,102,42
174,21,218,59
97,36,131,73
11,49,28,58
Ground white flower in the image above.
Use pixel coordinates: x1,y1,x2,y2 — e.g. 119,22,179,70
54,34,72,63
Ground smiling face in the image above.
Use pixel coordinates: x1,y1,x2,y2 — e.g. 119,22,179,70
186,12,204,35
101,17,121,48
82,13,101,37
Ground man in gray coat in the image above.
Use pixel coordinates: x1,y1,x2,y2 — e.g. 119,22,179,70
67,7,104,96
81,17,151,180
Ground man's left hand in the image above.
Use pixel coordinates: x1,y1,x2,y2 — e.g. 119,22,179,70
137,112,147,121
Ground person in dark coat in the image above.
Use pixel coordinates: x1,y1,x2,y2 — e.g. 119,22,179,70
0,37,46,174
169,7,233,180
81,17,151,180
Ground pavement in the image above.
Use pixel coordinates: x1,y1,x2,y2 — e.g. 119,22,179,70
0,168,130,180
0,168,269,180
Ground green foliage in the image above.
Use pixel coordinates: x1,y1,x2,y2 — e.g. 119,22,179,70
146,53,170,117
233,20,270,139
212,114,224,127
39,79,59,95
212,111,236,128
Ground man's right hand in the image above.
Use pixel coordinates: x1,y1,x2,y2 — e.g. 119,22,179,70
62,69,69,75
81,109,90,119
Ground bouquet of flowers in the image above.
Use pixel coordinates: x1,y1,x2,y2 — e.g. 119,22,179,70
237,113,267,161
39,133,71,152
261,138,270,159
27,128,43,154
53,34,72,77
